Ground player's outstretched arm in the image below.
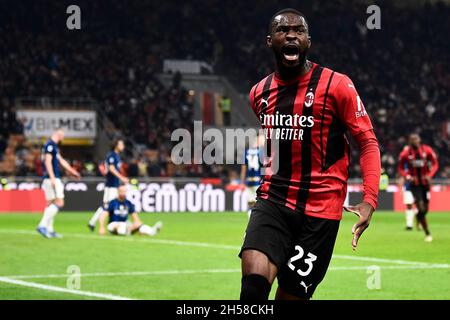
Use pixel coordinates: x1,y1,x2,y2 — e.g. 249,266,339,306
335,76,381,250
57,154,81,179
347,130,380,250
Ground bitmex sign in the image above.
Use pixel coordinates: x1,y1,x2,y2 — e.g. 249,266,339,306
16,110,97,139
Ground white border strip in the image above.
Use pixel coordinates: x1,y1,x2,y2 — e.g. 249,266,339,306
0,276,133,300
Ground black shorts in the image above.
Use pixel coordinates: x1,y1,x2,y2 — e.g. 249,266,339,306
411,185,430,204
239,198,340,299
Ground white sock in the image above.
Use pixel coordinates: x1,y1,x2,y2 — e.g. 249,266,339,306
89,206,105,226
39,204,59,232
406,209,414,228
138,224,156,236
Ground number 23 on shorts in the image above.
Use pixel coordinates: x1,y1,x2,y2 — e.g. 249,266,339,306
287,245,317,277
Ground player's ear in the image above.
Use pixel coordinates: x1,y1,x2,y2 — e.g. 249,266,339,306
307,35,311,48
266,35,272,48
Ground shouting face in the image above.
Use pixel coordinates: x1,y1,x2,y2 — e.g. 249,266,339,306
267,12,311,68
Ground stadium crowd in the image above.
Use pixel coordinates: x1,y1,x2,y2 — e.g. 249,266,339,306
0,0,448,180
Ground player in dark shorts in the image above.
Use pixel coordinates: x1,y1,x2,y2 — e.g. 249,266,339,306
398,134,439,242
239,8,381,300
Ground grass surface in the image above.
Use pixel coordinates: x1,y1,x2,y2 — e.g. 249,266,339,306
0,211,449,300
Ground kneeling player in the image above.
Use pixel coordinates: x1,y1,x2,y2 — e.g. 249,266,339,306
99,185,162,236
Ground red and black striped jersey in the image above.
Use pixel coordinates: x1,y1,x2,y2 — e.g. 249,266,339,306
249,62,379,220
398,144,439,186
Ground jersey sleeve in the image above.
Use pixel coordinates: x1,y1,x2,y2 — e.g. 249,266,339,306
397,149,409,178
426,146,439,177
353,131,381,209
249,83,259,117
334,75,374,137
107,155,116,165
45,144,54,154
335,75,380,209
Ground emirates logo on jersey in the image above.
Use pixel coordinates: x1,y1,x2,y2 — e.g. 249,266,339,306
304,92,314,107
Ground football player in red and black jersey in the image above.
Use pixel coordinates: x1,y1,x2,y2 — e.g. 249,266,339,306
238,8,381,300
398,134,438,242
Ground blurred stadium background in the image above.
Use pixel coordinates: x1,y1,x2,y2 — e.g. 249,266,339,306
0,0,449,299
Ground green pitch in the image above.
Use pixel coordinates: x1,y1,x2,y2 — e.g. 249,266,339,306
0,211,449,300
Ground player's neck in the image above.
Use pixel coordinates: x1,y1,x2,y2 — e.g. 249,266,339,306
275,60,312,82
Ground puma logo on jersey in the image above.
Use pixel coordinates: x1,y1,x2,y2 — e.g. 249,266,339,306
300,281,312,293
260,98,269,109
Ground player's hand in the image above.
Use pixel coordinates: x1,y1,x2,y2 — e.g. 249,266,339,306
344,202,374,251
71,170,81,179
50,178,56,187
424,175,431,184
99,227,106,236
122,177,130,184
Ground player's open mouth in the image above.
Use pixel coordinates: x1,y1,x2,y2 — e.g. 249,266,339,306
282,45,300,61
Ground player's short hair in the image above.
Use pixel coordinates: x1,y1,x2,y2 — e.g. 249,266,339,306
111,138,124,150
268,8,308,35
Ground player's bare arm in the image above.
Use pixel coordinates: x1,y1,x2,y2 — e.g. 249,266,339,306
240,164,247,188
130,212,142,229
108,164,129,184
57,154,81,179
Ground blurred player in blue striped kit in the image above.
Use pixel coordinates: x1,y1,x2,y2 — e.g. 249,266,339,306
98,185,162,236
240,135,264,218
88,139,129,231
36,128,81,238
